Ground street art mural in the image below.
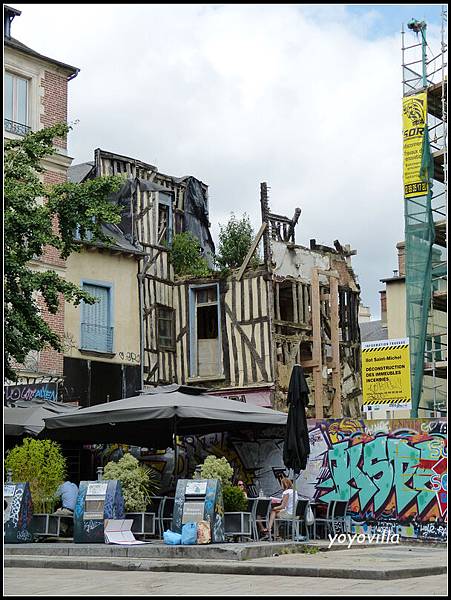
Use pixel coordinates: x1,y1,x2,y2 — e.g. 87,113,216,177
311,419,447,541
92,418,447,541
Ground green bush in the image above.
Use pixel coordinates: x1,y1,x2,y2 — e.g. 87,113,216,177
223,484,248,512
103,453,160,512
169,232,211,277
4,438,67,512
197,455,233,486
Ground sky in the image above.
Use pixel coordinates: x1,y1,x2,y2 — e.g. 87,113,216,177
9,3,445,319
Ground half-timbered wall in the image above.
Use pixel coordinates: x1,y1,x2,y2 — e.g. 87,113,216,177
172,270,273,390
223,272,273,388
93,150,209,386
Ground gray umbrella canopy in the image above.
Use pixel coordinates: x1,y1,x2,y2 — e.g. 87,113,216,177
43,386,287,447
4,399,80,437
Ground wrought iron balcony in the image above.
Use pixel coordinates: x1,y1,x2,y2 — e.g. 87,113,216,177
80,323,114,353
4,119,31,136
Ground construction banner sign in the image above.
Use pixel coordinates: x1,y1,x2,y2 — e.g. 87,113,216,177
403,92,428,198
361,338,411,407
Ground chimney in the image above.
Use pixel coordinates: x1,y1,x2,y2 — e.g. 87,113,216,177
380,290,387,325
396,241,406,277
4,5,21,38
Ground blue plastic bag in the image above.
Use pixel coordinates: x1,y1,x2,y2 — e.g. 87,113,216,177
163,529,182,545
181,521,197,545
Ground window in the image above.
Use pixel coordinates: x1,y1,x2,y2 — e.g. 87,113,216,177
80,283,113,353
189,284,222,378
157,305,175,350
158,192,173,246
5,72,29,135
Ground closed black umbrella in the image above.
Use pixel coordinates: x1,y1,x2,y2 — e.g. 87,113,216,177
283,364,310,474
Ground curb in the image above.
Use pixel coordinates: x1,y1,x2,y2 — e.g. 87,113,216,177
5,556,447,580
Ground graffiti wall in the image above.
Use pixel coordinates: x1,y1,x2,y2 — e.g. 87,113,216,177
93,418,447,541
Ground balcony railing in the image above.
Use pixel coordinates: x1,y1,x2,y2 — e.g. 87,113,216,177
80,323,114,353
4,119,31,136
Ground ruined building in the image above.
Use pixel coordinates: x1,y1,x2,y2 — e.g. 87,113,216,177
69,152,362,417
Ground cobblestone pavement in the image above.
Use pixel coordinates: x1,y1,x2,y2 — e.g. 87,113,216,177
4,568,448,596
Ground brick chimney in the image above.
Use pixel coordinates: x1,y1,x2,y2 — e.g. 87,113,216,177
396,241,406,277
380,290,387,324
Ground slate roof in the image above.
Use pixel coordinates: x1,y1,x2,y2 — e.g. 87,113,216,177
359,320,389,342
5,36,79,76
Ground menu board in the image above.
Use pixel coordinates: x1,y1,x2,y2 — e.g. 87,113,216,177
86,482,108,496
185,481,207,495
182,502,205,524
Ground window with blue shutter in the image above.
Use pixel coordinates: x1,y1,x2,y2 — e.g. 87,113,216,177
81,283,113,353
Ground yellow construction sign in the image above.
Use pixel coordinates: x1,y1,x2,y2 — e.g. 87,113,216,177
361,338,411,407
403,91,428,198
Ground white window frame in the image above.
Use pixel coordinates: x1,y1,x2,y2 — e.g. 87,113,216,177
5,71,29,126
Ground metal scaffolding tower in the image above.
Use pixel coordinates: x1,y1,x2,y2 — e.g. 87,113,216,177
402,8,447,417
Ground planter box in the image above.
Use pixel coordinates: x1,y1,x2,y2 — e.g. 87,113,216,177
125,512,156,536
224,512,252,537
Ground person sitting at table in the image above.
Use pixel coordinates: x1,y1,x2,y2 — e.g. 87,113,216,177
261,477,297,539
237,480,248,498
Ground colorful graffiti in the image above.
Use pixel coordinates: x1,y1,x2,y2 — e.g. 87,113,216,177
92,418,447,540
4,382,59,405
313,420,447,539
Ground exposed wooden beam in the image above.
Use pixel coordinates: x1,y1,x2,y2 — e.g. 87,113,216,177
236,223,267,281
311,268,323,418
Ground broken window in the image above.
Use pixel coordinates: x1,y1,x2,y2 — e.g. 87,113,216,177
279,283,294,322
158,192,173,246
189,284,222,378
157,305,175,350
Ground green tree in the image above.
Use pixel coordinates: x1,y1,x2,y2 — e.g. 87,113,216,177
4,123,123,381
169,231,211,277
216,213,259,271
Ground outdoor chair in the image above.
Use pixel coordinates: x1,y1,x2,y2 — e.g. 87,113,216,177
313,500,350,539
330,500,350,535
248,497,272,542
158,496,175,538
274,499,311,541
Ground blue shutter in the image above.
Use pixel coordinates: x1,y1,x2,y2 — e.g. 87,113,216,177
81,284,112,352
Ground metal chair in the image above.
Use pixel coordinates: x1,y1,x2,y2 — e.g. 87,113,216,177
158,496,175,538
312,500,336,540
148,496,165,538
248,498,272,541
331,500,350,535
274,499,311,541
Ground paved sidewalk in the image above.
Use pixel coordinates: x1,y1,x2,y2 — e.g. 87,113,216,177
4,567,448,596
4,545,447,581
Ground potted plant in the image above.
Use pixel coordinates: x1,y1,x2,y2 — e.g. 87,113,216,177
196,455,249,536
4,437,67,513
103,453,160,536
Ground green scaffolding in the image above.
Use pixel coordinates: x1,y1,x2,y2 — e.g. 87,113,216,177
405,126,435,418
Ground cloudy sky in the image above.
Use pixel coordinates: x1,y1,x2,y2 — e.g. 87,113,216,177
10,4,444,318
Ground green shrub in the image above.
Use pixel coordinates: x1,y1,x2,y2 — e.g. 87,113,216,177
223,484,248,512
103,453,160,512
197,455,233,486
216,213,260,270
170,232,211,277
4,438,67,512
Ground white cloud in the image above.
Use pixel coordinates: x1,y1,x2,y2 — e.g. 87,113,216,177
9,4,443,318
